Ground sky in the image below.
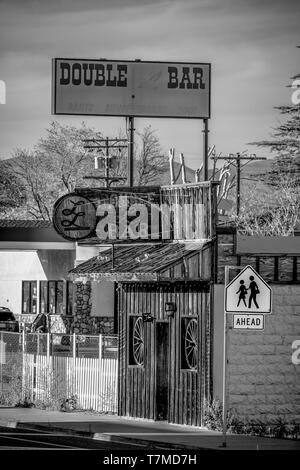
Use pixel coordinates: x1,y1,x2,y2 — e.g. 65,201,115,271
0,0,299,170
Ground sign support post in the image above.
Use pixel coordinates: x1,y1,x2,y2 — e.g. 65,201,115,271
222,265,229,447
202,118,209,181
222,264,272,447
222,265,243,448
127,116,134,187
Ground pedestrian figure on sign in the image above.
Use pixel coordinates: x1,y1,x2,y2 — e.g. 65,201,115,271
248,276,260,309
236,280,247,307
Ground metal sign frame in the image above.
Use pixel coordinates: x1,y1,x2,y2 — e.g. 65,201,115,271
52,58,211,119
224,264,272,314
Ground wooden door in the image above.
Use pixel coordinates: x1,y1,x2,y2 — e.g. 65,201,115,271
155,321,169,421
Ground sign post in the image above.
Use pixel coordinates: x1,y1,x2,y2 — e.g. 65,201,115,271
222,265,272,447
222,266,229,448
222,265,242,448
52,58,211,183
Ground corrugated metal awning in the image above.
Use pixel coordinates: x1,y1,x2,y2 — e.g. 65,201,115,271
69,241,209,282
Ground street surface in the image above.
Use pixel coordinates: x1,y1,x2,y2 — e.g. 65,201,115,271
0,425,143,450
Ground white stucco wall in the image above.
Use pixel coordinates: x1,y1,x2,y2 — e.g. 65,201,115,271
0,251,47,280
0,249,75,314
0,251,46,314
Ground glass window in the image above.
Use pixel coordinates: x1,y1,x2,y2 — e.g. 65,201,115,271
48,281,64,314
40,281,64,314
39,281,48,314
22,281,37,314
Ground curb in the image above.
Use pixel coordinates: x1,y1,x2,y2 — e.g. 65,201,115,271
0,420,217,451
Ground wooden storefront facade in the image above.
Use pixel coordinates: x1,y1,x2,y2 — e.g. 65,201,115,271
68,182,218,425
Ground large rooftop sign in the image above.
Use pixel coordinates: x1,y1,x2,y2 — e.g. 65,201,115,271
52,184,217,243
52,59,211,119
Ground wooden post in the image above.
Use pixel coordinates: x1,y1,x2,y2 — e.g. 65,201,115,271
169,148,175,185
195,164,203,183
179,153,186,184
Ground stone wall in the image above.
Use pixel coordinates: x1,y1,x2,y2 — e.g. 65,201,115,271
72,281,114,334
227,284,300,425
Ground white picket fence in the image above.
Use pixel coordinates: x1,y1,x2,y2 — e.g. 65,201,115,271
0,332,118,413
23,354,118,412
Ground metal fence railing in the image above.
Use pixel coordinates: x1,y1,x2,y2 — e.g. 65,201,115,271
0,332,118,413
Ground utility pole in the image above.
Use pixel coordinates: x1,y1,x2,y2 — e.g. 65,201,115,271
83,137,128,187
210,152,267,215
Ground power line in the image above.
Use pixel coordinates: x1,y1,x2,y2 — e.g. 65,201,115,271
210,151,267,215
83,137,128,187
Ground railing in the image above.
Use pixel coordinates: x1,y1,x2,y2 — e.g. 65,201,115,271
0,331,118,413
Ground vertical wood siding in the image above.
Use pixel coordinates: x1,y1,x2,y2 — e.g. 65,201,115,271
118,282,212,425
161,183,218,240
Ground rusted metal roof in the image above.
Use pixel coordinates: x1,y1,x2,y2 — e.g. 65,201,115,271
0,219,52,228
69,241,209,282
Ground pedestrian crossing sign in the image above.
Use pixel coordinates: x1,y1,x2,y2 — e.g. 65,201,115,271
224,265,272,314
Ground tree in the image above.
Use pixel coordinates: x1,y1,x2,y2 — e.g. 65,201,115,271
233,175,300,236
36,121,103,192
134,126,168,186
250,71,300,186
234,63,300,235
0,162,26,213
2,121,102,220
0,122,168,219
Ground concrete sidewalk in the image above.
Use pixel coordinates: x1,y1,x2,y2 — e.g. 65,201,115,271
0,407,299,451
